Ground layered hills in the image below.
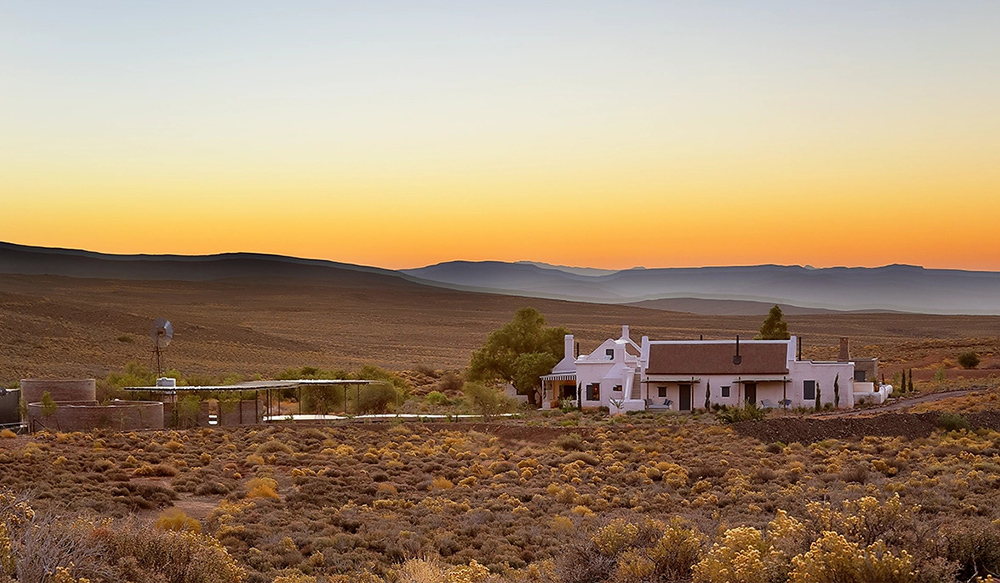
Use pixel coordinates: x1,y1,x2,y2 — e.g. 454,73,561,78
2,241,999,382
405,260,1000,315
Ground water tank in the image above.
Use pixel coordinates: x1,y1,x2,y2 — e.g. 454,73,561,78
0,388,21,428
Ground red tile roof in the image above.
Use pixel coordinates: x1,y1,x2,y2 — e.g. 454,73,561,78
647,342,789,376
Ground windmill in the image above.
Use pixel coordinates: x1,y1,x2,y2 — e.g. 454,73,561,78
150,318,174,377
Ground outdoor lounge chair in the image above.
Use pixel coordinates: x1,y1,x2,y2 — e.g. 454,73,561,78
646,398,672,410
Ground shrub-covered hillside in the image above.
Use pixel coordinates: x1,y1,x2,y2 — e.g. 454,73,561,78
3,417,1000,582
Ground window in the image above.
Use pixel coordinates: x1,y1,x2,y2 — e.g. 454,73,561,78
803,380,816,401
658,386,667,398
606,348,615,360
854,370,867,382
613,385,622,393
586,384,600,401
721,385,731,398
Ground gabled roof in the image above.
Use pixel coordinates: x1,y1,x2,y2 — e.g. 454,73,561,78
647,341,789,376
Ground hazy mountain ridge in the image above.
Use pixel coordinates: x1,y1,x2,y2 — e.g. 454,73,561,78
0,241,422,290
404,261,1000,315
4,242,1000,315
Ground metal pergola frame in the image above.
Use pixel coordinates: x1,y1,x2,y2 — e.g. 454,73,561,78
124,379,379,423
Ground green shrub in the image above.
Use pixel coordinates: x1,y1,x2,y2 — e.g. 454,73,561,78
957,351,980,369
462,382,515,420
301,385,344,414
355,382,400,414
938,412,971,432
175,395,201,428
425,391,450,406
716,403,767,424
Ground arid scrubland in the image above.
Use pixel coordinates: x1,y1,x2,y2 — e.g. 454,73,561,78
4,411,1000,582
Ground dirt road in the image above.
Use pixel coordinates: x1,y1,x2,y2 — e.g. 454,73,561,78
813,388,980,418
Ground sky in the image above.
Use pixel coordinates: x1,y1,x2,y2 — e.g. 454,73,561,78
2,1,999,270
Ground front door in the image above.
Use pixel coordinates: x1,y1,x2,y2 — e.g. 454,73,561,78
744,382,757,406
679,384,692,411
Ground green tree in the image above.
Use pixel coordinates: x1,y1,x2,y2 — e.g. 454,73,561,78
705,381,711,410
756,305,790,340
834,374,840,408
467,307,568,406
815,383,822,412
907,369,914,392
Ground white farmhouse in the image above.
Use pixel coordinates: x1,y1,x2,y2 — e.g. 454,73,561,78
541,327,889,413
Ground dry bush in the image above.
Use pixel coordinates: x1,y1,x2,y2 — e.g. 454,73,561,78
156,508,202,534
134,463,180,477
94,519,245,583
246,477,279,499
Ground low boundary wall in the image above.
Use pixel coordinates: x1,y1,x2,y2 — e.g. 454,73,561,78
27,400,164,432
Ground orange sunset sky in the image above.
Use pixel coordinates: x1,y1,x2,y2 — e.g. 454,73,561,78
2,2,999,271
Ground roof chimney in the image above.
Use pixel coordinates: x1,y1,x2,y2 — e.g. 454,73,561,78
622,325,630,341
838,337,850,362
564,334,574,360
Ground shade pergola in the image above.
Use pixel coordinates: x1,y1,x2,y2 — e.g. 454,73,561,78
124,379,380,422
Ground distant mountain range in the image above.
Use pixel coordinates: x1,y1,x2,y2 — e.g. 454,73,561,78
404,261,1000,315
3,242,1000,315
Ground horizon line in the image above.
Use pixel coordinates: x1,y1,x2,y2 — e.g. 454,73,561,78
3,239,995,274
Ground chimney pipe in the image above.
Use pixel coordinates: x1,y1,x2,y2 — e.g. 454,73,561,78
575,342,580,358
839,337,850,362
797,336,802,361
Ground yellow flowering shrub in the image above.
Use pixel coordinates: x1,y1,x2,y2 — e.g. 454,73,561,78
693,526,775,583
0,488,35,578
788,531,916,583
612,548,656,582
593,519,640,556
648,517,704,579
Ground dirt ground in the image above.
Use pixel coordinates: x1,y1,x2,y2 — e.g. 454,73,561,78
731,410,1000,444
1,274,998,384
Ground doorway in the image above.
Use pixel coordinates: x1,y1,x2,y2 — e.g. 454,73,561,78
679,384,692,411
744,382,757,406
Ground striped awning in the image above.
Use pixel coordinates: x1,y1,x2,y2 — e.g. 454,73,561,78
644,376,701,383
736,377,791,383
541,373,577,382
